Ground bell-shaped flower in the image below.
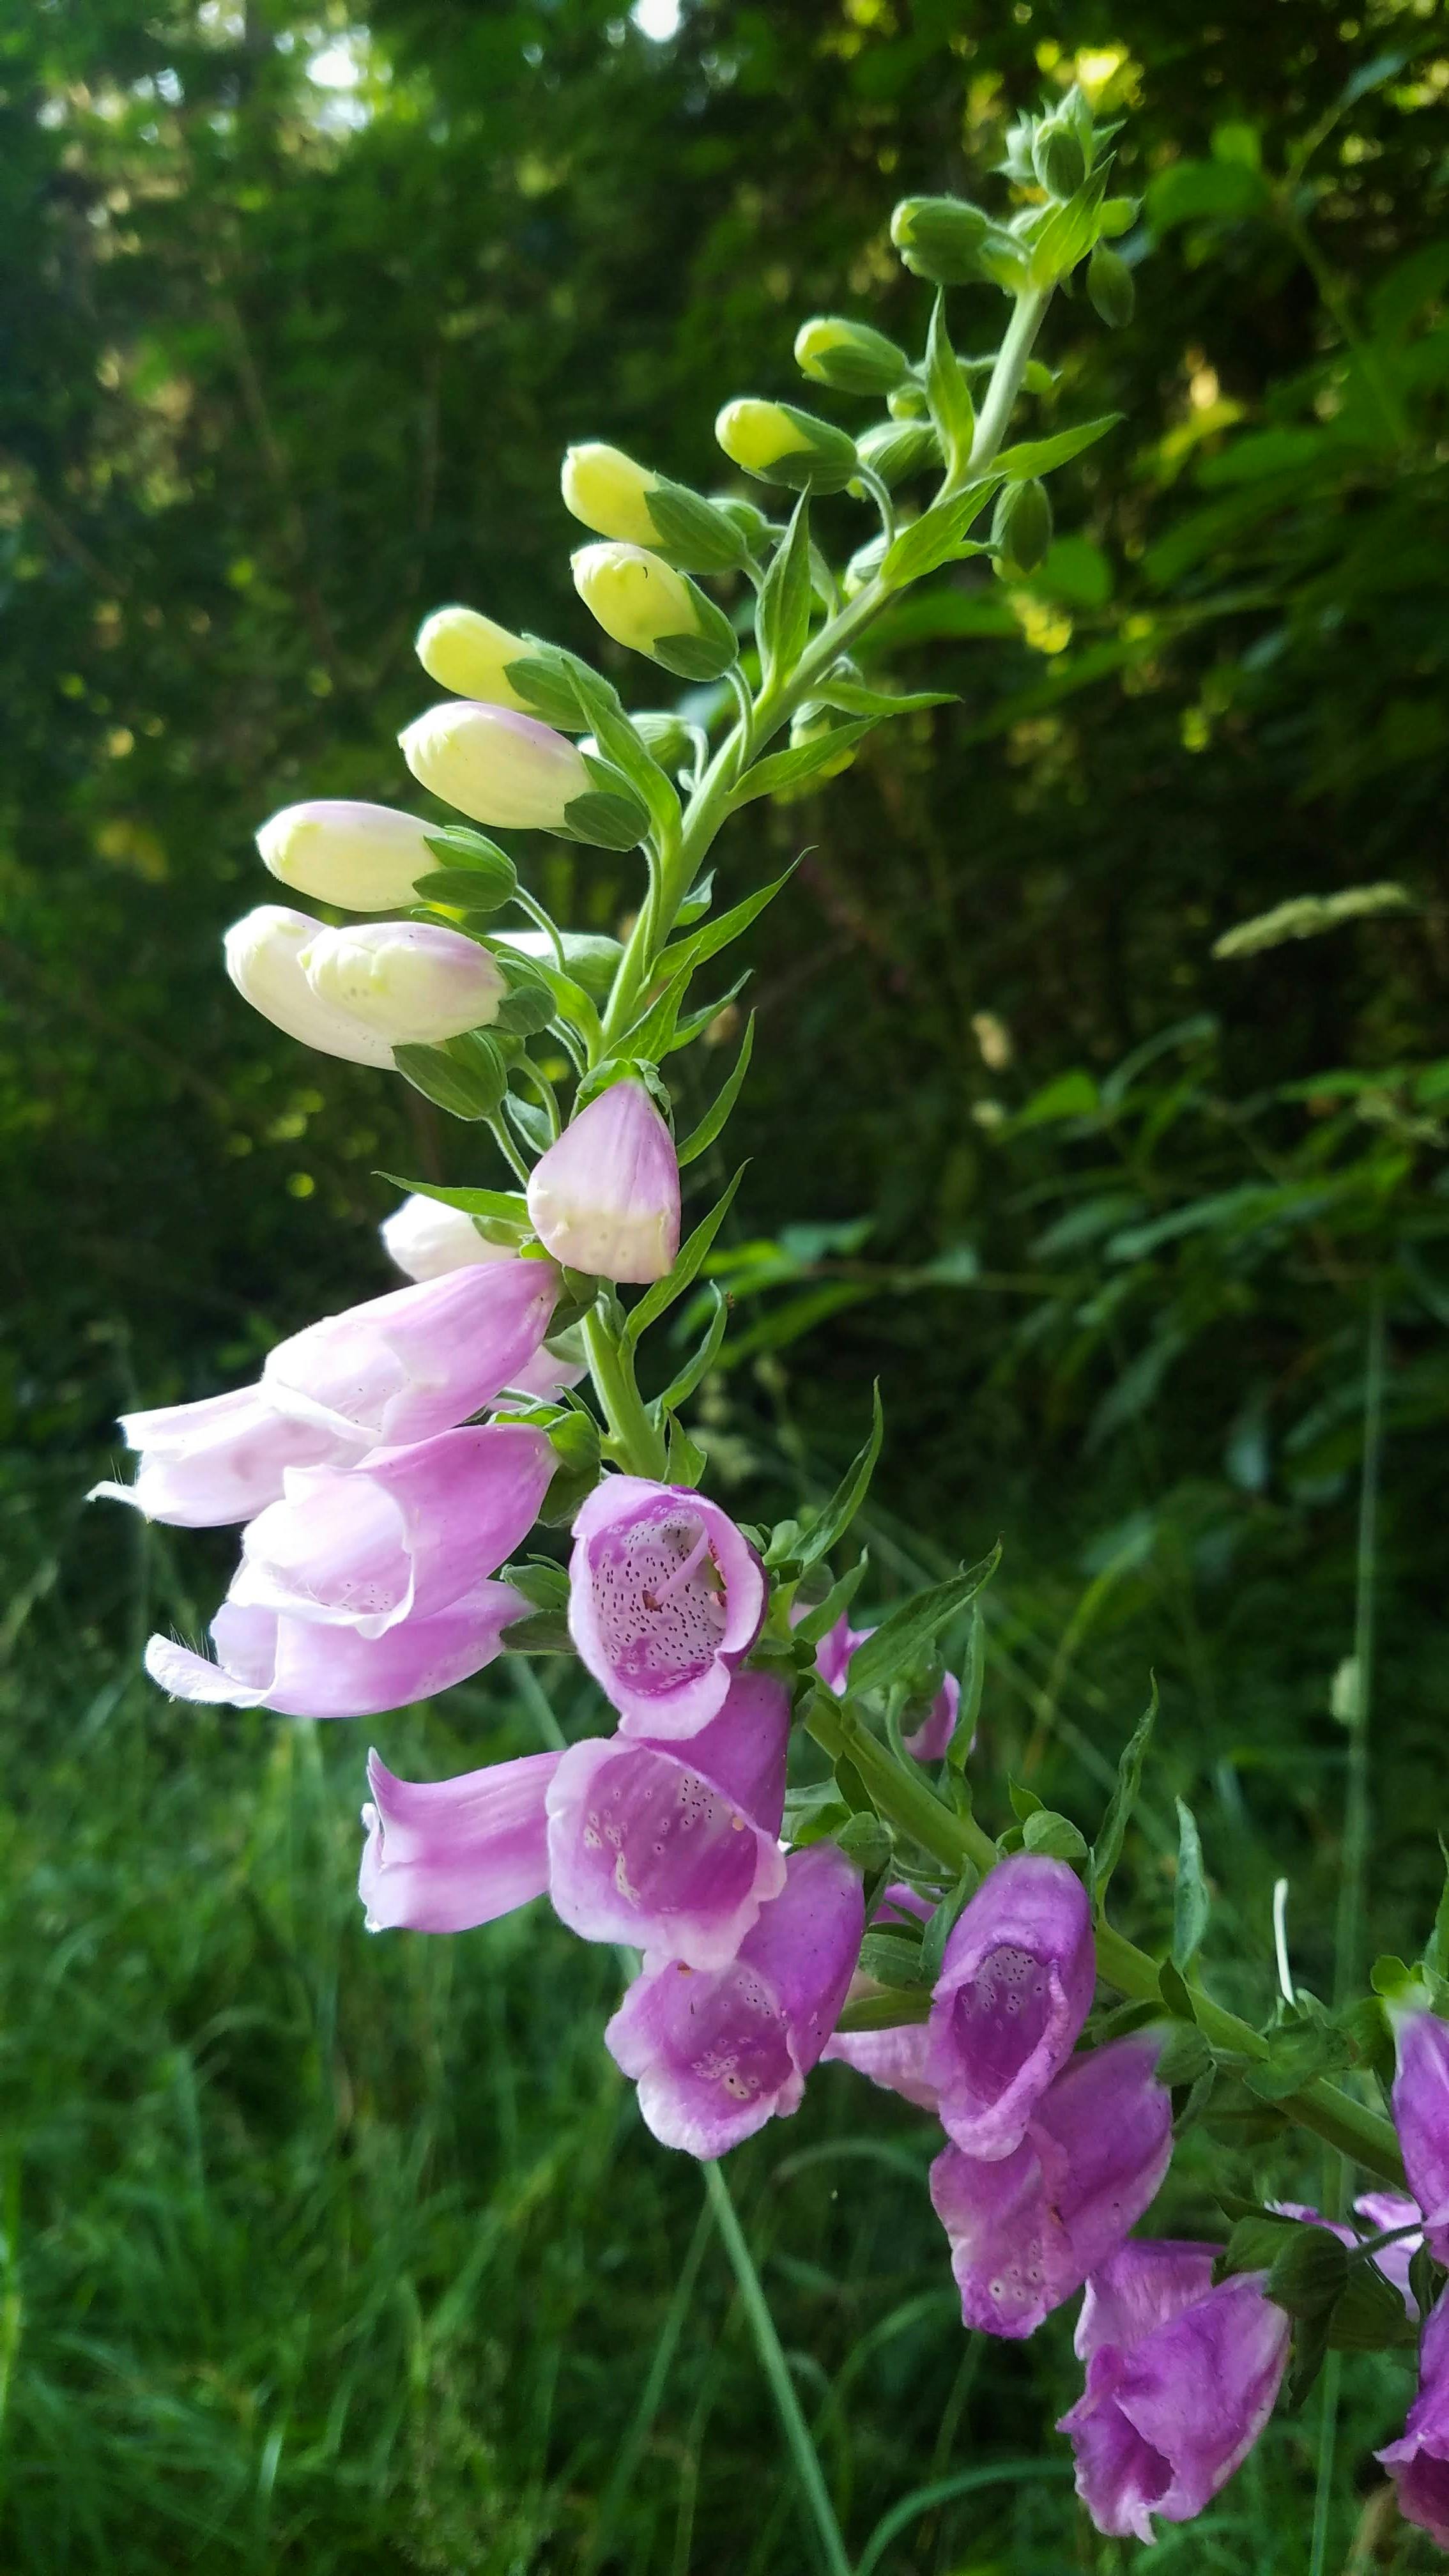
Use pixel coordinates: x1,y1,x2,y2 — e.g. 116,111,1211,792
1377,2275,1449,2547
604,1841,864,2158
261,1261,560,1450
571,542,738,681
299,920,505,1046
926,1853,1096,2159
415,605,542,714
256,799,439,910
89,1384,359,1528
1058,2241,1291,2542
930,2033,1172,2339
224,904,397,1066
145,1578,524,1719
526,1079,680,1284
359,1744,562,1933
569,1477,765,1738
399,702,590,832
546,1671,788,1968
231,1424,554,1639
810,1611,963,1761
1390,2000,1449,2264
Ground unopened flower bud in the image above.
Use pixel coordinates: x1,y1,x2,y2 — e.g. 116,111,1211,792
415,604,556,719
889,195,992,286
300,921,506,1045
526,1077,680,1283
786,704,858,782
1087,242,1135,328
381,1193,518,1280
992,477,1053,578
855,418,940,489
1032,118,1088,199
571,543,739,682
562,443,746,573
793,316,909,398
887,382,931,422
714,399,858,494
224,904,397,1066
708,493,773,552
257,799,438,912
399,702,591,831
631,710,696,769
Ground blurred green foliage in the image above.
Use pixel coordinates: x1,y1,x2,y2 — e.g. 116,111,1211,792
3,0,1449,2565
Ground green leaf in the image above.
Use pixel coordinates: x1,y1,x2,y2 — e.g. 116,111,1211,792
664,1414,707,1485
1328,2260,1416,2352
923,293,975,480
666,972,750,1055
652,1284,730,1415
756,493,813,687
624,959,695,1062
846,1548,1000,1700
792,1383,884,1575
503,1091,553,1156
947,1604,985,1777
503,647,585,730
677,1013,756,1167
728,721,875,808
1092,1680,1158,1908
654,866,797,985
1008,1779,1044,1823
811,679,957,718
492,983,556,1038
1266,2227,1349,2321
1146,157,1271,232
880,486,996,587
1013,1070,1101,1128
376,1173,529,1227
1243,2018,1353,2103
1022,1809,1089,1864
790,1552,870,1650
1216,2212,1300,2282
857,1928,928,1991
553,651,680,840
994,416,1123,479
560,787,650,851
413,867,518,912
1158,1959,1197,2021
392,1032,509,1121
624,1167,746,1351
920,1870,979,1984
653,629,739,684
1172,1798,1210,1970
1027,162,1110,288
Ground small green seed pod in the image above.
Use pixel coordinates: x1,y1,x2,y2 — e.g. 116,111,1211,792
992,477,1054,579
794,316,910,397
1087,243,1135,329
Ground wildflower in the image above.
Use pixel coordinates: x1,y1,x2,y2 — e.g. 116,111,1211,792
569,1478,765,1738
415,604,539,712
926,1853,1096,2158
256,799,440,910
224,904,397,1066
89,1385,358,1528
571,543,739,680
261,1261,560,1448
811,1610,962,1761
298,919,506,1046
359,1744,562,1931
1390,2000,1449,2264
145,1579,525,1717
1377,2283,1449,2548
714,399,857,493
525,1078,680,1284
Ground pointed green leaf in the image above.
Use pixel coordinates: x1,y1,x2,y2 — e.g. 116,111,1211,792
392,1032,509,1122
1092,1680,1158,1908
790,1552,870,1650
376,1172,528,1227
846,1548,1000,1700
667,972,750,1055
923,292,975,480
756,493,813,687
1172,1798,1210,1970
728,721,875,809
995,415,1123,479
623,1167,746,1351
813,679,957,718
795,1383,884,1574
652,1284,730,1414
654,866,797,985
676,1014,756,1167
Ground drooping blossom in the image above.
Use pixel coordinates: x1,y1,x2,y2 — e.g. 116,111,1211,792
526,1080,680,1284
546,1671,788,1969
604,1842,863,2158
260,1261,560,1450
89,1384,360,1528
811,1611,962,1761
415,605,542,714
359,1745,563,1932
1377,2274,1449,2548
929,2033,1172,2338
231,1425,553,1638
568,1478,765,1738
1390,2000,1449,2265
1057,2241,1291,2543
146,1579,525,1718
925,1853,1096,2159
380,1193,519,1281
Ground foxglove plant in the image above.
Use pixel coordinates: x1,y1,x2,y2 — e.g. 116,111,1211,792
97,81,1449,2556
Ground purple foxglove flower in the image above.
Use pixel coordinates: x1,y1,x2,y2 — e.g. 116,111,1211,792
569,1478,765,1739
546,1671,788,1969
809,1611,963,1763
1390,2003,1449,2265
926,1853,1096,2159
88,1384,359,1528
1059,2241,1291,2542
1377,2274,1449,2547
526,1079,680,1284
261,1261,559,1450
231,1425,553,1638
604,1841,864,2158
930,2033,1172,2339
359,1744,562,1933
145,1578,524,1717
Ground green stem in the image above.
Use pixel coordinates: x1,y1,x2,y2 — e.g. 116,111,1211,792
1308,2350,1343,2576
806,1692,996,1876
1335,1283,1386,2009
962,289,1050,483
581,1305,668,1479
703,2163,854,2576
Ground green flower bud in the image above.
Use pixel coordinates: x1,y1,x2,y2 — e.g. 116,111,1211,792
843,532,889,599
887,381,930,422
793,315,909,397
1032,118,1089,201
854,418,940,489
415,605,539,716
1001,118,1038,185
714,399,858,494
708,492,773,553
785,703,859,785
1087,242,1135,329
992,477,1053,578
890,194,991,285
631,710,696,769
571,542,739,681
561,443,744,573
1098,195,1140,240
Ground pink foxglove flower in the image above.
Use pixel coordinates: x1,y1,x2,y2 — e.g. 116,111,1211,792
822,1886,937,2108
930,2033,1172,2338
231,1425,553,1637
546,1671,788,1969
261,1261,560,1450
526,1080,680,1284
569,1478,765,1738
359,1745,563,1933
926,1853,1096,2159
224,905,399,1067
1390,2001,1449,2264
1354,2190,1424,2318
811,1611,962,1761
145,1579,524,1717
1377,2273,1449,2547
381,1193,519,1280
604,1842,863,2158
1058,2241,1291,2543
89,1384,358,1528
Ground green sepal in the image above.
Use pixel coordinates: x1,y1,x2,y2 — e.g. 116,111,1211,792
414,867,519,913
560,788,650,851
392,1031,509,1122
1027,162,1111,288
1157,1959,1196,2022
835,1989,931,2033
920,1869,978,1985
498,1557,569,1615
650,621,739,685
1022,1809,1089,1864
643,479,751,574
536,1411,602,1527
664,1414,708,1487
836,1813,894,1878
756,493,813,689
501,648,585,730
857,1927,928,1991
652,1283,730,1416
1154,2022,1213,2087
923,292,975,482
498,1606,574,1655
789,1552,869,1650
1240,2013,1353,2103
548,649,681,840
1265,2227,1349,2322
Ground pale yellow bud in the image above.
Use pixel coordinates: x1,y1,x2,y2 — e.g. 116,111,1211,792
299,921,506,1045
256,800,436,912
398,703,591,831
415,606,533,712
570,544,738,681
223,905,396,1066
561,443,661,546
